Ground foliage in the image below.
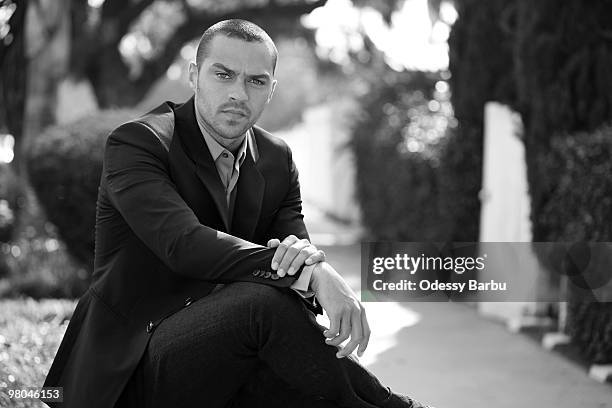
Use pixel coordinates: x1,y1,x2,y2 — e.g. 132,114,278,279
513,0,612,364
0,163,22,279
350,70,455,240
0,186,88,299
0,298,75,408
538,125,612,363
445,0,517,241
450,0,612,363
0,0,28,173
68,0,327,107
26,110,138,269
566,300,612,365
0,163,21,244
537,126,612,242
513,0,612,241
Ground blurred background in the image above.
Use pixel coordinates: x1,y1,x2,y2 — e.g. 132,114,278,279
1,0,612,407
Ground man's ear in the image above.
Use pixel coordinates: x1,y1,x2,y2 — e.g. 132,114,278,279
188,62,198,91
267,79,277,103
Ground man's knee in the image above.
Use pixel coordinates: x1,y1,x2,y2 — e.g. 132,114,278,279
225,282,304,318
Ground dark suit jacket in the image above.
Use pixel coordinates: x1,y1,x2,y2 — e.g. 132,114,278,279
43,97,317,408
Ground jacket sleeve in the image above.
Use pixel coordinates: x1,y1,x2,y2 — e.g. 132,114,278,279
263,144,309,243
262,144,324,314
103,122,300,286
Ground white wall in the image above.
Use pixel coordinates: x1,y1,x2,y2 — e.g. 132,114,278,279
478,102,544,320
277,99,361,225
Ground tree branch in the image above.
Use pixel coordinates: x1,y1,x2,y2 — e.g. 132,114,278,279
115,0,157,39
135,0,327,89
89,0,327,107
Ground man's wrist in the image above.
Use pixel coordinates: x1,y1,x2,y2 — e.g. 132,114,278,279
290,263,315,293
309,261,328,292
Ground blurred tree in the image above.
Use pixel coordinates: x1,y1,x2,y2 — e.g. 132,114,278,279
0,0,327,173
0,0,27,174
69,0,326,107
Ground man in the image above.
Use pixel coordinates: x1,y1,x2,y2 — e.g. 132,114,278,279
43,19,433,408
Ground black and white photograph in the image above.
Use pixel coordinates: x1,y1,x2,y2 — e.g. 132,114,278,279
1,0,612,407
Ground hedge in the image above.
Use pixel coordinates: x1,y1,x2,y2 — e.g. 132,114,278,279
539,126,612,363
0,163,21,279
513,0,612,364
0,163,22,244
514,0,612,241
26,110,137,269
448,0,612,363
350,70,453,241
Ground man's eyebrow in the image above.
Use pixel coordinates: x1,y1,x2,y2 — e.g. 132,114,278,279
210,63,270,80
250,73,271,80
211,63,235,74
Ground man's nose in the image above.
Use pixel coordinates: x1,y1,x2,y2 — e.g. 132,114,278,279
228,79,248,101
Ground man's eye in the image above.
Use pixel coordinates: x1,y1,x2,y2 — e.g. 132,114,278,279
250,78,265,86
216,72,231,79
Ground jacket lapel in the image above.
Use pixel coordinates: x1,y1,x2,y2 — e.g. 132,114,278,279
174,98,230,231
194,150,231,232
231,151,265,240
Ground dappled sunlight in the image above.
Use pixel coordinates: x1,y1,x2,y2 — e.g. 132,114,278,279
0,134,14,163
303,0,456,71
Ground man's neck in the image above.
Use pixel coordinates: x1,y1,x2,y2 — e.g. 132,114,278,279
195,110,245,156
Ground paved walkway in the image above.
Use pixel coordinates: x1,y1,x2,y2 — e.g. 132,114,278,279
319,243,612,408
304,211,612,408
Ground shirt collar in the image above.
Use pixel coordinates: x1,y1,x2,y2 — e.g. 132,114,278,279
196,117,257,163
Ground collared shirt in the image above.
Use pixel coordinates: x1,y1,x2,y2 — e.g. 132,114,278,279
200,125,252,206
195,119,314,295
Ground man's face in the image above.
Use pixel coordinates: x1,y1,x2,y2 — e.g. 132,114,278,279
189,35,277,145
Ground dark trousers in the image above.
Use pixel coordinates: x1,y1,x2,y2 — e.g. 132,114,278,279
116,282,408,408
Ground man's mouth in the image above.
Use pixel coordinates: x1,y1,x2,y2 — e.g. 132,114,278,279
222,109,248,117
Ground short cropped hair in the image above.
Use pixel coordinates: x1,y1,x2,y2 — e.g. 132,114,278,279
195,19,278,73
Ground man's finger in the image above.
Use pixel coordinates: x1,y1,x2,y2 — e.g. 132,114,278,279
357,309,371,357
267,238,281,248
305,249,326,265
324,313,341,339
337,312,363,358
271,235,299,274
287,251,310,277
287,244,320,275
277,239,309,276
326,313,351,347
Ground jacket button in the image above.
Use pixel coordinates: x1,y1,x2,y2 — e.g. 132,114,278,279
252,270,260,277
184,297,193,307
271,273,280,280
263,271,272,279
146,321,155,333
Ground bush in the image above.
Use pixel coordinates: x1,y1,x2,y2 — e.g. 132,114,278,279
0,164,24,280
513,0,612,240
513,0,612,364
538,126,612,241
26,110,138,269
566,300,612,364
0,163,22,244
538,125,612,363
350,70,454,240
450,0,612,363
